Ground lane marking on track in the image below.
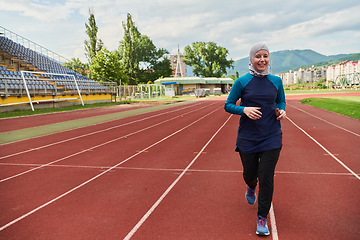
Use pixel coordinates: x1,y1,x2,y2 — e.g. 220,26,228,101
1,162,357,176
0,102,206,159
0,162,244,173
275,171,355,176
287,117,360,181
288,104,360,137
0,103,217,183
0,105,223,232
269,203,279,240
123,114,233,240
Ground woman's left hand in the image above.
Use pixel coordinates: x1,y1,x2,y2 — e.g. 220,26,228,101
276,108,286,120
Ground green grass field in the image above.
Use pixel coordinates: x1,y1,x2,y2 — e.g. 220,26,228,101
300,96,360,120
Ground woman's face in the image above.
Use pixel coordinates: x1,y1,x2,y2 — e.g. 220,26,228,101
253,50,269,72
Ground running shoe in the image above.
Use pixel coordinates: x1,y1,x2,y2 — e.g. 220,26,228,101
245,186,256,205
256,215,270,236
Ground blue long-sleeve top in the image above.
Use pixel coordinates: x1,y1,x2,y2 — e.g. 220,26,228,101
224,73,286,154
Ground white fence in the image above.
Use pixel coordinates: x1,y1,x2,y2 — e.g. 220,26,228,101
119,84,165,100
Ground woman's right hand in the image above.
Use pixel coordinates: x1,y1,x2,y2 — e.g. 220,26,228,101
243,107,262,120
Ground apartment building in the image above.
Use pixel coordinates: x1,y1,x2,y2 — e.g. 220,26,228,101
326,60,360,82
276,66,326,86
276,70,295,85
276,60,360,86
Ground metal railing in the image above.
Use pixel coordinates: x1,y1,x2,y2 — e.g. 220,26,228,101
0,26,68,65
334,72,360,87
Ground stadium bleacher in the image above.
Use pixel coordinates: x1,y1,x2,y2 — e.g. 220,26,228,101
0,36,113,98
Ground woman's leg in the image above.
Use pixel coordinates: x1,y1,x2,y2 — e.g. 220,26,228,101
239,151,260,189
257,147,281,218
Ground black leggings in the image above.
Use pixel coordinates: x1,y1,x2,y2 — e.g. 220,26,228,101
239,147,281,218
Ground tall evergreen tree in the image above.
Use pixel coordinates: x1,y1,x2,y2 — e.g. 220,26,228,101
119,13,140,85
119,13,172,85
84,8,103,64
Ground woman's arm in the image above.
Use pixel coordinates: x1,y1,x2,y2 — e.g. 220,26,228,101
275,79,286,111
275,77,286,120
224,80,246,116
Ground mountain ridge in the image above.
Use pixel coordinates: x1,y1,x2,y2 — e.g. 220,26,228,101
226,49,357,77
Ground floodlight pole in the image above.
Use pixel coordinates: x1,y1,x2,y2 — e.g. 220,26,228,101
175,44,183,78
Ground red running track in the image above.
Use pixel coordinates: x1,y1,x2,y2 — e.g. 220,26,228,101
0,96,359,239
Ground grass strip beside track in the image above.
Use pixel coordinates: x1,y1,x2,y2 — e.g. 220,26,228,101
0,96,199,119
0,101,130,119
300,96,360,120
0,100,194,145
284,89,358,95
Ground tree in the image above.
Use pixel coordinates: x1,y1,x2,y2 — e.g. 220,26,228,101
62,58,88,76
119,13,140,85
183,42,234,77
144,54,173,83
84,8,103,64
228,74,236,80
118,13,173,84
136,35,173,83
90,47,128,85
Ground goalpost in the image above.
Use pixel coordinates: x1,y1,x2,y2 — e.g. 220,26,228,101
21,71,84,111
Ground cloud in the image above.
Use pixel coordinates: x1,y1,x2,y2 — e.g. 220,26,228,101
0,0,75,21
0,0,359,62
117,0,360,59
303,6,360,37
254,4,360,54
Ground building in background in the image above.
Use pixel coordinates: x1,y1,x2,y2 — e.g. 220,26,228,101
326,60,360,82
276,66,327,86
155,77,233,95
276,60,360,87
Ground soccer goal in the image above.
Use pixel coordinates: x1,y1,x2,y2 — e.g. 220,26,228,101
21,71,84,111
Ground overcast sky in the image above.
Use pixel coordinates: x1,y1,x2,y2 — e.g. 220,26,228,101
1,0,359,63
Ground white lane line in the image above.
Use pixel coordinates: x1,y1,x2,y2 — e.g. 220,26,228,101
0,162,243,173
0,103,216,183
123,115,233,240
1,162,358,176
288,104,360,137
275,171,355,176
0,106,223,231
0,102,206,159
269,203,279,240
287,117,360,181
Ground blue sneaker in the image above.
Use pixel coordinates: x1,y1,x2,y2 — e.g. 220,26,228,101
245,186,256,205
256,215,270,236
